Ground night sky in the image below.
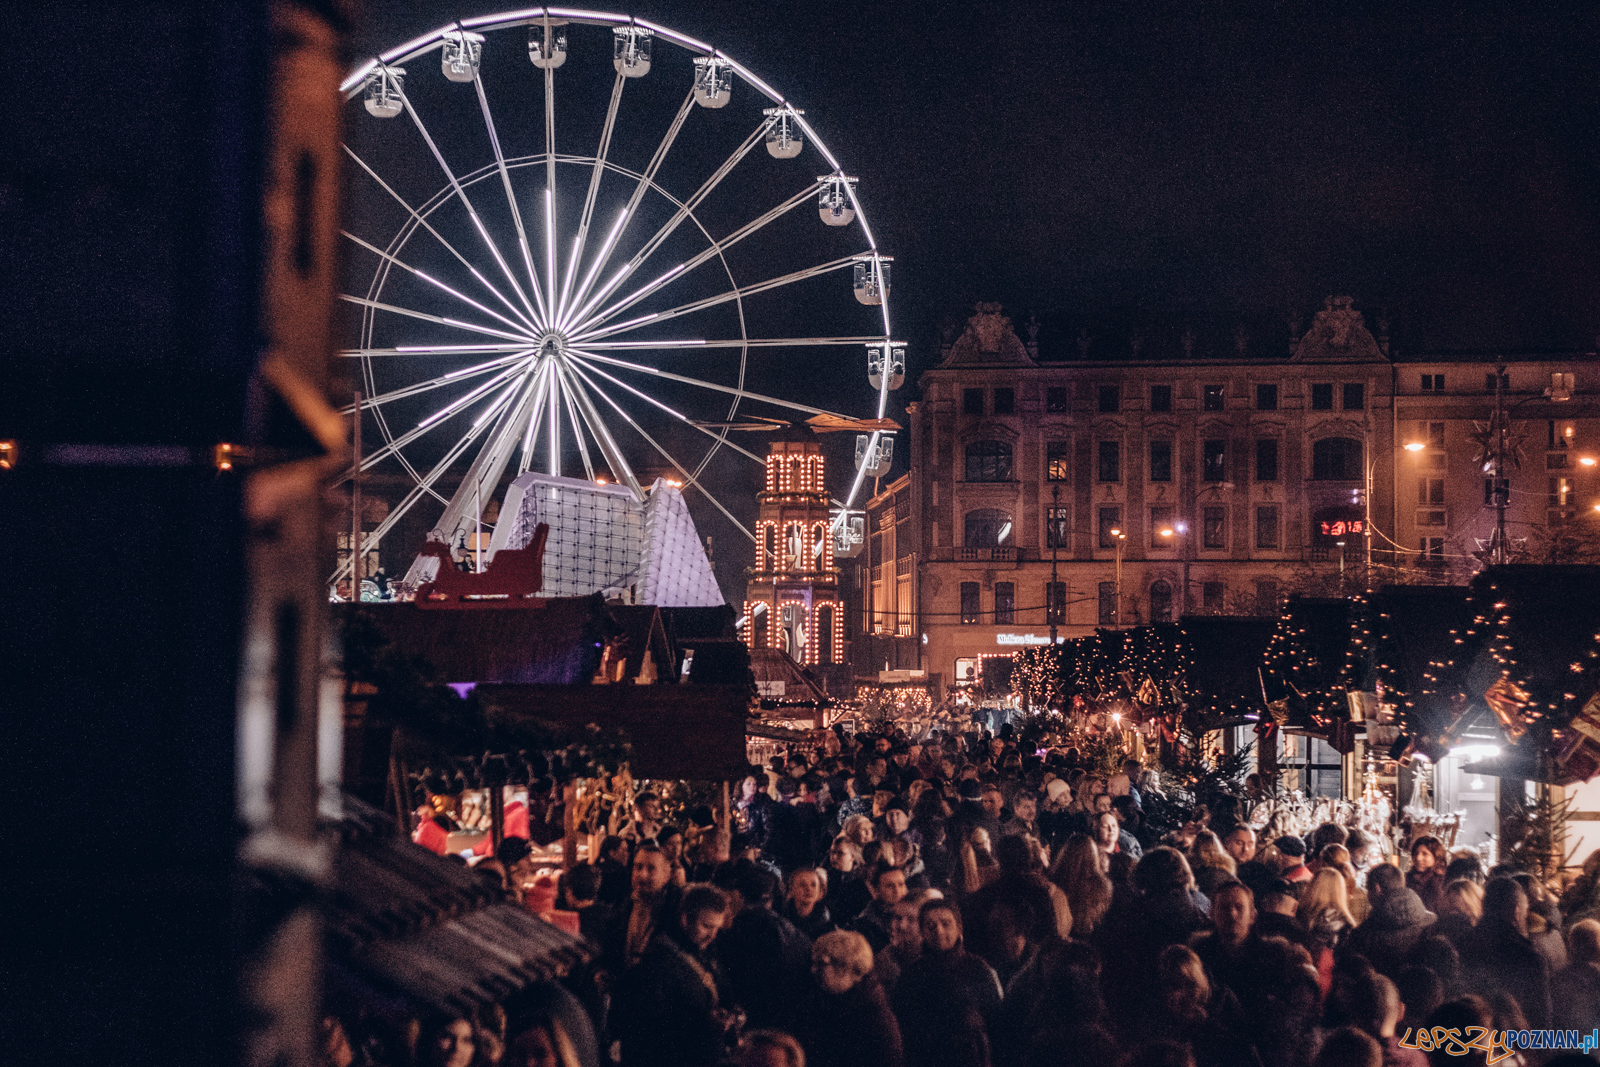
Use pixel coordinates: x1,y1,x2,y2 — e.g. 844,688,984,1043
340,1,1598,594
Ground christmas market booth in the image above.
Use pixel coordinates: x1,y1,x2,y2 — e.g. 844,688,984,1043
337,586,757,871
1257,568,1600,874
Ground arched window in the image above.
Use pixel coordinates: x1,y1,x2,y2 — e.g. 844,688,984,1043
1149,580,1173,624
964,440,1013,482
1311,437,1363,480
964,509,1013,547
763,525,776,570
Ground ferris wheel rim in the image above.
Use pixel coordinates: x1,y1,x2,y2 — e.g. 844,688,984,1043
335,11,897,591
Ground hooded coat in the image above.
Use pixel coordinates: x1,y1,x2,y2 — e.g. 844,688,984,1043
1342,886,1436,979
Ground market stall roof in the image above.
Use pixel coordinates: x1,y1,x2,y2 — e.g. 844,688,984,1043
323,798,591,1017
337,598,614,685
1367,584,1475,736
1179,615,1277,717
475,684,754,780
749,647,831,705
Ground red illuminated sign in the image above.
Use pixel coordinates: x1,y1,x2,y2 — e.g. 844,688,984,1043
1318,519,1366,537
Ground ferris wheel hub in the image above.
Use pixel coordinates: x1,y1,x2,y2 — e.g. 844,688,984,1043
535,330,569,358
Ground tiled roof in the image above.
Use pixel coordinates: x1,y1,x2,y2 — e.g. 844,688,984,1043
325,798,592,1016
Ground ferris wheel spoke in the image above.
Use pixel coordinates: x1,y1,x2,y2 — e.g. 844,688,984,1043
397,87,547,327
566,353,765,466
558,361,643,498
563,360,750,538
336,360,528,485
575,255,862,344
569,348,849,420
343,230,538,338
591,121,769,310
338,353,531,414
558,70,627,323
562,88,696,325
340,343,534,357
339,294,534,344
570,181,820,336
332,380,521,585
471,72,548,320
345,145,539,333
578,337,886,351
551,363,598,483
517,362,554,476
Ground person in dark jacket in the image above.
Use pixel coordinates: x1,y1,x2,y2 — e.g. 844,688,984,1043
612,885,733,1067
1094,847,1212,1030
1552,918,1600,1034
782,866,836,940
1404,836,1448,914
962,834,1062,979
794,930,904,1067
713,860,813,1034
893,899,1004,1067
1456,877,1552,1028
1343,864,1437,979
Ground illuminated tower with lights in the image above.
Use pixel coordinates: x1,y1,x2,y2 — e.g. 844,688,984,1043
742,436,844,670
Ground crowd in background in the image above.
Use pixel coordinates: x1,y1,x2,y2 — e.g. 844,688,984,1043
327,723,1600,1067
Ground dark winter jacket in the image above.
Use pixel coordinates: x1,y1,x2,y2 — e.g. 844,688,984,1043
1458,919,1553,1027
893,946,1004,1067
1342,886,1436,978
612,929,725,1067
715,905,813,1032
795,974,904,1067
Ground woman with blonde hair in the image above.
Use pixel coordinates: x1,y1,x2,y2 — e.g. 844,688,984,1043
956,825,1000,896
1190,830,1238,899
1297,867,1357,994
1319,843,1368,923
1433,877,1483,950
840,813,875,851
1050,833,1113,936
794,930,903,1067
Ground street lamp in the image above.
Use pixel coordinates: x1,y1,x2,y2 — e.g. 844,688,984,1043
1049,484,1062,646
1109,527,1127,628
1362,439,1426,570
1157,523,1191,617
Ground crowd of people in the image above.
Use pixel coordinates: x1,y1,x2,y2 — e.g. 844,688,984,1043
332,724,1600,1067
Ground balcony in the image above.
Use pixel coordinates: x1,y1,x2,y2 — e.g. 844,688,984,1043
957,546,1017,562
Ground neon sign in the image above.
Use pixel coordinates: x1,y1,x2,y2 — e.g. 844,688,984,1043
1318,519,1366,537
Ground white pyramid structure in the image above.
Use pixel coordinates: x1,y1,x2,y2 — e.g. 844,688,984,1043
487,473,724,606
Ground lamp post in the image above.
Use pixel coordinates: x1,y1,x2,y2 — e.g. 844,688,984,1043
1049,484,1061,646
1483,365,1571,564
1108,526,1126,628
1365,439,1426,570
1157,524,1186,620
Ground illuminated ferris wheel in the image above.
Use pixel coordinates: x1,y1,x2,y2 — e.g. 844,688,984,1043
334,10,901,590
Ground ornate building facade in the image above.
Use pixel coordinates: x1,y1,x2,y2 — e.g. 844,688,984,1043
858,300,1599,696
741,437,846,675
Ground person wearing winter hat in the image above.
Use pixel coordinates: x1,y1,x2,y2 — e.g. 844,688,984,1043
1273,835,1313,884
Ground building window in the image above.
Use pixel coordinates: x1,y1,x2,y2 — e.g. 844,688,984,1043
1045,386,1069,413
1149,384,1172,412
1417,509,1447,527
1098,506,1122,548
1425,421,1446,448
1098,385,1120,413
1310,383,1334,410
1485,371,1510,392
1150,505,1175,547
1045,581,1066,625
1203,506,1227,549
1203,384,1226,411
1046,441,1071,482
1256,438,1279,482
1203,439,1227,482
1098,440,1121,483
1202,581,1224,613
1256,579,1280,617
964,509,1013,547
994,582,1015,625
1098,582,1117,627
960,582,980,625
964,440,1013,481
1149,580,1173,624
1046,507,1071,549
1256,506,1280,549
1421,373,1444,392
1551,477,1574,508
963,388,984,415
1149,440,1172,482
1343,383,1365,410
1256,383,1278,410
1420,537,1445,560
817,604,834,662
993,387,1015,415
1418,478,1444,505
1311,437,1363,480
